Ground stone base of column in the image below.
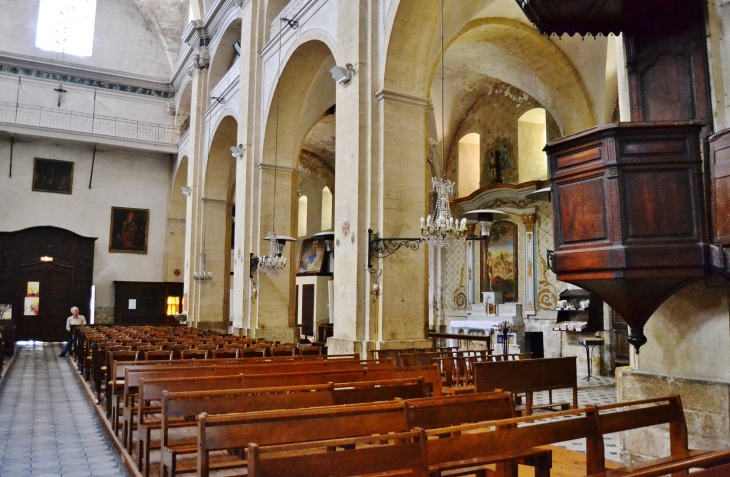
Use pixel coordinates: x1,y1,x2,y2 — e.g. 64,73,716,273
616,367,730,464
326,338,433,359
193,321,229,332
227,326,246,336
254,326,298,343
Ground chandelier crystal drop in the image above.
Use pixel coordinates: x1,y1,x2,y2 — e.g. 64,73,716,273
193,252,213,284
258,232,287,275
420,177,467,248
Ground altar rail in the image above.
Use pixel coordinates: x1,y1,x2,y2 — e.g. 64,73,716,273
0,101,179,145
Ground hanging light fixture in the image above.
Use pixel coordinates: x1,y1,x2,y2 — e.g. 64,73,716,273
194,200,213,284
420,0,466,248
258,17,298,276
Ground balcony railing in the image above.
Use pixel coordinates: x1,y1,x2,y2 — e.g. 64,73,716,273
0,101,179,145
210,60,240,100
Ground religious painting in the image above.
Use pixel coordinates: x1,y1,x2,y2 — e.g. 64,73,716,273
24,297,39,316
297,238,327,275
27,282,40,297
32,158,74,194
0,304,11,320
484,221,518,301
109,207,149,254
481,136,517,186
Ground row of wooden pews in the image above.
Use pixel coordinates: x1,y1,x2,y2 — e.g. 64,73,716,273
64,326,730,477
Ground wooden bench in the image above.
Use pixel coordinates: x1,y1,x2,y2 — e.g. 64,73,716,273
196,401,410,477
156,384,336,477
589,395,730,477
123,361,392,449
473,356,578,414
247,429,430,477
426,405,603,477
152,377,427,477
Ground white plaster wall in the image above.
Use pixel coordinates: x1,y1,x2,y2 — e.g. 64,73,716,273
0,0,172,79
0,135,172,320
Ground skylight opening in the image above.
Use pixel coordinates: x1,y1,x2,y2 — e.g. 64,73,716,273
36,0,97,57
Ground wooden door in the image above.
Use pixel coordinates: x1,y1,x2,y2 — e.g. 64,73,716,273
18,262,74,341
301,284,315,336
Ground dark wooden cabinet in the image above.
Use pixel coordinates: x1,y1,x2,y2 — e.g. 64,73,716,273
0,226,96,342
113,281,183,325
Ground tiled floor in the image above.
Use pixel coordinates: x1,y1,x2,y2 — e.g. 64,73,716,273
531,377,620,462
0,342,130,477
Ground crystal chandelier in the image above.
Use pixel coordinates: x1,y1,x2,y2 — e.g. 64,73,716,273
193,252,213,284
418,0,465,249
258,233,287,275
421,177,467,248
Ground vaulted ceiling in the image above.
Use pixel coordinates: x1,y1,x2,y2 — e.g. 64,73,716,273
129,0,189,69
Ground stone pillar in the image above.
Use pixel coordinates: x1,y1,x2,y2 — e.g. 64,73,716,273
182,22,210,327
231,0,258,335
328,0,431,357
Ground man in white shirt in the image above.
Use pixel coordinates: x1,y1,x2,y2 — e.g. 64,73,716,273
59,306,86,358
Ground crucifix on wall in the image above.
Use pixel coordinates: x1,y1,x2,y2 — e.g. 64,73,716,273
54,84,67,107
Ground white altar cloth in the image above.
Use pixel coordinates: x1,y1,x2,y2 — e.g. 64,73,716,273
449,320,500,332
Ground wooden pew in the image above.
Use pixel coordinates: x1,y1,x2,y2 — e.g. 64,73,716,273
156,384,335,477
589,395,730,477
332,378,427,405
425,405,603,477
123,361,390,448
247,429,430,477
196,401,410,477
153,378,427,477
473,356,578,414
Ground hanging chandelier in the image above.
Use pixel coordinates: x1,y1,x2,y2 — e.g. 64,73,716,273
419,0,465,249
259,232,294,275
421,177,467,248
193,252,213,284
256,17,298,276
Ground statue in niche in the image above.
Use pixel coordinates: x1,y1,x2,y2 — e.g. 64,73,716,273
481,135,517,186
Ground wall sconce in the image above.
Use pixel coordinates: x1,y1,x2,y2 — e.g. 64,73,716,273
329,64,355,84
40,256,53,262
230,144,244,159
181,186,192,197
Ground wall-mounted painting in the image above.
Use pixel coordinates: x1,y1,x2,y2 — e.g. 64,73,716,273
0,304,11,320
27,281,39,297
32,158,74,194
24,297,39,316
297,238,327,275
109,207,149,254
483,221,518,301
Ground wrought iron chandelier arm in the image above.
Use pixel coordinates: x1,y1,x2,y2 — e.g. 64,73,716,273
370,237,423,259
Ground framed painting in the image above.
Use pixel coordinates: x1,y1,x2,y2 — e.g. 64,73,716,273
32,158,74,194
297,238,327,275
109,207,149,254
483,221,518,301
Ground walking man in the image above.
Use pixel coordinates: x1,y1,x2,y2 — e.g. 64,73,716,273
59,306,86,358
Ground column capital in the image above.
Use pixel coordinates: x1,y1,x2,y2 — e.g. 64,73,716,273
374,89,430,107
257,162,297,174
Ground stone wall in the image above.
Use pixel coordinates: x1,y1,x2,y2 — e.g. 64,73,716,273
617,368,730,464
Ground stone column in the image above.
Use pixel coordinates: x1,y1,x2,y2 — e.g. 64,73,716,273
182,22,210,327
328,1,431,357
230,0,258,335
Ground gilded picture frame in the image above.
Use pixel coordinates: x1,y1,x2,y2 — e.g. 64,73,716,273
109,207,149,254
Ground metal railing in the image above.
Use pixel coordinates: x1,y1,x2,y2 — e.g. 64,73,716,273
0,101,179,145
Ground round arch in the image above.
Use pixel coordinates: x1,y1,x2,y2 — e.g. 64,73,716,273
208,17,243,98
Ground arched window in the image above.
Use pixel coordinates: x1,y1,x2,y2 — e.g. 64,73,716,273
458,133,480,197
321,187,332,231
298,196,308,237
36,0,97,57
518,108,548,183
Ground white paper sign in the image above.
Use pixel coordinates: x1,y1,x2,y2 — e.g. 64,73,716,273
128,299,137,310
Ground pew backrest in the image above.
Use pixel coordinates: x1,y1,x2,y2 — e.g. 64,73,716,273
247,429,429,477
333,378,427,405
473,356,577,406
405,391,513,430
